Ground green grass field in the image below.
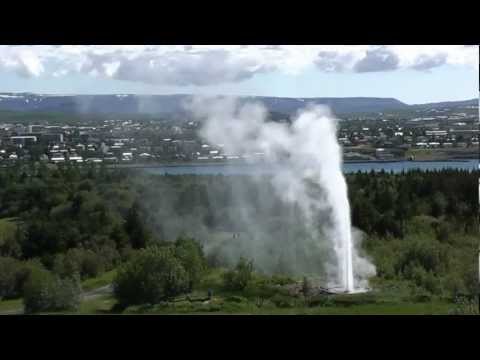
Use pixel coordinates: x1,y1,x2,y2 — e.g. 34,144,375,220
122,296,452,315
81,270,117,291
0,218,19,245
0,267,461,315
0,288,454,315
0,298,23,313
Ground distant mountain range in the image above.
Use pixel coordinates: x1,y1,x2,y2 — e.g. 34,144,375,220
0,92,477,116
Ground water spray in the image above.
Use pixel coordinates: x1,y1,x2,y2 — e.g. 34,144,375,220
189,97,375,292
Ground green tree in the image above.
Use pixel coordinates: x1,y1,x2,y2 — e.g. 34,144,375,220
223,257,254,291
174,237,207,291
0,257,21,299
124,201,150,249
23,267,57,313
431,192,448,218
23,267,81,313
113,246,189,307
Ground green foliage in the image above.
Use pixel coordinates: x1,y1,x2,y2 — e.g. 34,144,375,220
81,269,117,292
23,267,81,313
222,257,254,291
449,296,479,315
174,236,207,290
0,257,21,299
0,256,44,300
307,294,334,307
270,293,295,308
269,274,295,286
113,246,189,307
301,276,312,298
124,201,150,249
1,164,478,308
52,248,110,280
0,219,24,258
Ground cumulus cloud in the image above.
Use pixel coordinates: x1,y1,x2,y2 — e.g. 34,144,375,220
315,51,356,72
0,45,477,86
0,47,45,77
353,47,400,72
411,53,448,71
112,49,273,86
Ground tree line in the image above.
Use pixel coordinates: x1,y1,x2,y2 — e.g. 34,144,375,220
0,163,478,312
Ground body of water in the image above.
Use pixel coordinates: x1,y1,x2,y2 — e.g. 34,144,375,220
141,159,479,176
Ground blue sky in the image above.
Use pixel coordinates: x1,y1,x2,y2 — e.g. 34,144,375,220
0,45,477,105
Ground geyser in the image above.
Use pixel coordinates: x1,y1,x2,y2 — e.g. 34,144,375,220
188,96,375,292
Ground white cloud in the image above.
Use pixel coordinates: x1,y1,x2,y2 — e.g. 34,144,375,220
0,47,45,77
353,46,400,72
0,45,477,85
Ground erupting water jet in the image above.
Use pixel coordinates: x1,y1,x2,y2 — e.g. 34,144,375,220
188,96,375,292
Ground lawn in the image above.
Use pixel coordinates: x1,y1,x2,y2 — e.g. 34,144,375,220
0,298,23,314
81,269,117,291
0,267,460,316
0,217,19,246
77,294,117,314
123,299,453,315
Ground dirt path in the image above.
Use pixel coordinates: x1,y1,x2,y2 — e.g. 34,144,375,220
82,284,113,301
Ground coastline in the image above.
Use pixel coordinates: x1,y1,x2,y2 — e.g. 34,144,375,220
111,158,478,169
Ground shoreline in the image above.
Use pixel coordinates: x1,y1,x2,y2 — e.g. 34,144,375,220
1,158,477,170
111,158,478,169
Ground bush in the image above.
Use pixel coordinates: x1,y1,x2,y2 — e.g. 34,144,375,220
0,257,21,299
307,294,334,307
23,267,81,313
449,295,479,315
244,280,275,297
113,246,190,307
0,257,44,300
225,295,248,303
80,250,105,278
98,245,120,270
53,248,106,280
410,287,433,303
15,259,46,297
174,237,207,290
270,294,295,308
269,274,295,286
223,258,254,291
50,276,82,311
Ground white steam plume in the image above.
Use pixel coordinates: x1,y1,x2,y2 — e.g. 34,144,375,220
187,96,375,291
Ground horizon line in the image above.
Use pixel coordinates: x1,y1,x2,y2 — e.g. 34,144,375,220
0,91,478,107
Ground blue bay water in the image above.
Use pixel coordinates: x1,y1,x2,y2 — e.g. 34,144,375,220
141,159,479,176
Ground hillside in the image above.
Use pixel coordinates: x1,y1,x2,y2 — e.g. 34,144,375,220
0,92,476,117
410,98,478,110
0,93,408,116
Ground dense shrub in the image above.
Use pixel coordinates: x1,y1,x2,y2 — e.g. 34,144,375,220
0,257,21,299
0,223,24,258
80,250,105,278
269,274,295,286
52,248,107,279
174,237,207,290
113,246,189,307
49,276,82,311
23,267,81,313
270,293,295,308
0,257,45,300
307,294,334,307
223,258,254,291
449,296,479,315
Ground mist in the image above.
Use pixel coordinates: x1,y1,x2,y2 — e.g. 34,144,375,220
183,96,376,291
